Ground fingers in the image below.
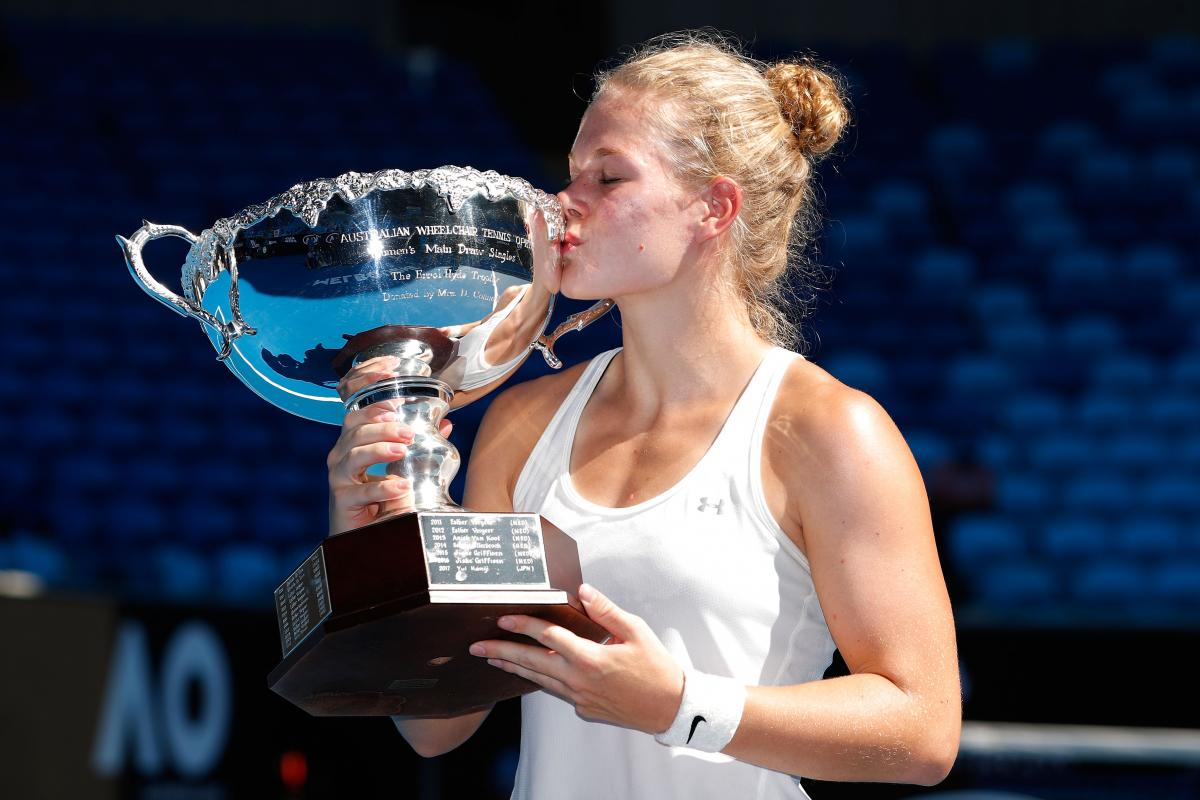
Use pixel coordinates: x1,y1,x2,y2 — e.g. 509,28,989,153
336,356,405,402
494,615,592,661
530,208,562,296
578,584,644,642
484,655,573,700
333,475,411,512
470,629,579,694
328,422,411,480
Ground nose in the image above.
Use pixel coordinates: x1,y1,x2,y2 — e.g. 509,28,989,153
557,187,584,219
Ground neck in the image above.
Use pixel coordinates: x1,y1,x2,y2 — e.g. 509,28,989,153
603,272,773,412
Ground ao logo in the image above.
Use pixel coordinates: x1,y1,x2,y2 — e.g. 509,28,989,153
91,620,232,779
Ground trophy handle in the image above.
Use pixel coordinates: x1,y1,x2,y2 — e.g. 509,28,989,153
116,221,255,360
533,299,616,369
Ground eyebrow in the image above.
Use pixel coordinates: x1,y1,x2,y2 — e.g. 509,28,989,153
567,146,626,166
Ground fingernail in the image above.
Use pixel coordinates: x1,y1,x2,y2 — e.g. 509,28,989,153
469,644,485,656
389,443,407,455
578,583,596,602
497,616,515,630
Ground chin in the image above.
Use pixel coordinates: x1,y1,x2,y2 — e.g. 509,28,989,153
559,284,608,302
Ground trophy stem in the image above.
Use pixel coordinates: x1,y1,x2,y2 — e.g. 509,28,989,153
348,377,461,512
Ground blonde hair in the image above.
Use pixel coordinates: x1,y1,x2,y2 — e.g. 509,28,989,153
594,31,850,350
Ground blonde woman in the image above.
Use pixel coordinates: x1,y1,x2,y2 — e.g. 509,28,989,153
328,32,961,799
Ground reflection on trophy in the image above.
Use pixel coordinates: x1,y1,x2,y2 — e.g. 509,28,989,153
118,166,612,717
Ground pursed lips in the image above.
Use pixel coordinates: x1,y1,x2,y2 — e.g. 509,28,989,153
560,232,583,255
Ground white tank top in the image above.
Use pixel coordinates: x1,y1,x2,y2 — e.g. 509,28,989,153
510,346,836,800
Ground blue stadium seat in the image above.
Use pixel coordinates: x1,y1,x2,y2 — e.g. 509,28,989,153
1002,392,1065,434
869,179,930,223
1071,559,1148,603
248,504,315,546
214,543,279,606
1036,120,1100,162
821,352,890,395
1113,515,1183,557
1041,515,1109,557
971,283,1036,323
995,474,1053,515
1144,151,1197,198
945,355,1018,397
1167,352,1200,391
1029,433,1095,474
1075,393,1135,432
904,429,952,473
1177,435,1200,471
5,531,69,585
823,213,891,265
1151,560,1200,606
1148,34,1200,75
1048,249,1118,292
926,122,989,169
1139,474,1200,514
1104,434,1169,474
1167,281,1200,320
1062,472,1134,514
1089,353,1158,395
1074,150,1136,197
1060,316,1123,357
1098,62,1158,99
975,559,1058,606
1119,92,1181,142
186,497,244,545
985,319,1050,362
949,515,1028,569
1146,392,1199,432
1004,180,1065,218
975,434,1018,470
1016,215,1082,253
153,545,212,602
106,495,170,544
911,247,976,295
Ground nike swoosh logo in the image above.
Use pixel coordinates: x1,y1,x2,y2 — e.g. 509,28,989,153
686,715,706,744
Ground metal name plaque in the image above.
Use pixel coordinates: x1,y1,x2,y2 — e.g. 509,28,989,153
419,512,550,589
275,547,333,658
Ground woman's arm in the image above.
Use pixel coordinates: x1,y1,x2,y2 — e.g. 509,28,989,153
470,381,961,784
717,384,961,784
391,372,576,757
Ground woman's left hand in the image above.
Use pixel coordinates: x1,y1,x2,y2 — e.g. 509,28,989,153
469,583,684,734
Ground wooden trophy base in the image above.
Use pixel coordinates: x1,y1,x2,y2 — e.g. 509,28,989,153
267,511,606,717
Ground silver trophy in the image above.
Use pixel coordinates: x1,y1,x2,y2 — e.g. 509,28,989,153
119,166,613,717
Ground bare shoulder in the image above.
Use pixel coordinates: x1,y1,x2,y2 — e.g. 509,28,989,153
769,356,911,462
481,357,594,440
463,355,601,508
763,356,922,547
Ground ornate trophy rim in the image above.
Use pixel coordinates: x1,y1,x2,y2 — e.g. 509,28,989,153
181,166,566,346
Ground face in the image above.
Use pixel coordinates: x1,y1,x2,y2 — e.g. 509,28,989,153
556,91,708,301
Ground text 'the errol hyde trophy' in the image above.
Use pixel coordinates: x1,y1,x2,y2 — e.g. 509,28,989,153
118,166,615,717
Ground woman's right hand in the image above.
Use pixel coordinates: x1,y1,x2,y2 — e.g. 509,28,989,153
327,357,451,535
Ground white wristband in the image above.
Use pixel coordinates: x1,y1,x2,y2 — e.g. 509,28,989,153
653,668,746,752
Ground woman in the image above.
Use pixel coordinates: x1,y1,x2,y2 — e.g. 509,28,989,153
328,32,961,799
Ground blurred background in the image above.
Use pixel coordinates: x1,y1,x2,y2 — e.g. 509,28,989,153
1,1,1198,798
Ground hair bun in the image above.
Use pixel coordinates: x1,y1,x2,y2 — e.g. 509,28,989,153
765,60,849,158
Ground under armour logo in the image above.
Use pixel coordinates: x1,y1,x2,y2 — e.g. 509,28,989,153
697,497,725,514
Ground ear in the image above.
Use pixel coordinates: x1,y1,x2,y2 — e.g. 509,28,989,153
696,176,742,243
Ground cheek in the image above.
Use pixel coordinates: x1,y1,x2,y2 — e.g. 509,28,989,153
603,196,686,260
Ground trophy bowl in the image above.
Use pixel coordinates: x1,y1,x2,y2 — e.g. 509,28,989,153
119,166,612,717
